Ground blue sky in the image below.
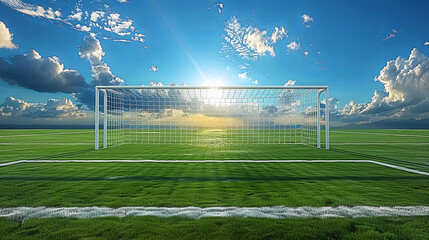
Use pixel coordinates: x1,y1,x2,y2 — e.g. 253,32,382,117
0,0,428,127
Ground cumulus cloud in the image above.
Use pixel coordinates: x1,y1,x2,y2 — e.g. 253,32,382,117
0,0,144,43
337,48,429,123
106,13,134,36
271,26,287,43
76,34,123,107
304,51,309,57
25,98,86,118
0,96,35,117
0,50,87,93
90,11,105,22
425,42,429,46
0,21,17,49
75,24,91,32
149,65,159,72
67,7,83,21
244,29,275,56
382,29,397,41
284,80,296,86
301,14,314,28
0,96,85,118
78,33,123,86
117,0,129,3
222,16,287,61
322,97,340,114
287,40,301,52
238,72,248,80
215,3,223,14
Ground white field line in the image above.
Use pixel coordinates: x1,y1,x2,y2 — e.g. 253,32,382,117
0,159,428,176
1,206,428,221
0,131,93,138
331,130,429,138
331,143,429,145
0,143,93,145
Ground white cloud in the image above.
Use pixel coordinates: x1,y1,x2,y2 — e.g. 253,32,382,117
0,96,34,117
67,7,83,21
149,65,159,72
90,11,105,22
287,41,301,52
244,28,275,56
341,100,367,115
322,97,340,114
222,16,286,61
78,34,123,86
0,0,144,43
238,72,248,80
215,3,223,14
0,96,86,118
424,42,429,46
117,0,129,3
304,51,309,57
132,33,145,42
382,29,397,41
301,14,314,27
302,14,314,23
75,24,91,32
375,48,428,105
251,79,258,85
284,80,296,86
339,48,429,120
271,26,287,43
0,21,17,49
106,13,134,36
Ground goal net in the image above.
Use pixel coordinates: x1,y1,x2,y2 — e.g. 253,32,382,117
95,86,329,150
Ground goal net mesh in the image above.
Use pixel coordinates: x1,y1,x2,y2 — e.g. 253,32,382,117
102,87,320,147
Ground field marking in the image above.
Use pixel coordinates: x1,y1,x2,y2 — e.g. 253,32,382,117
331,143,429,145
0,130,93,138
0,143,93,145
331,130,429,138
1,206,428,221
1,159,428,176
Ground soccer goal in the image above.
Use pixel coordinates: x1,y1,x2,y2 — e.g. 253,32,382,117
95,86,329,150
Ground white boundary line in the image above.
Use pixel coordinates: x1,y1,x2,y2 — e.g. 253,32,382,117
331,143,429,145
331,130,429,138
1,206,428,221
0,131,93,138
0,143,93,145
1,159,428,176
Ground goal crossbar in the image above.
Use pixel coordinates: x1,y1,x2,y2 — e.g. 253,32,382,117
95,85,329,150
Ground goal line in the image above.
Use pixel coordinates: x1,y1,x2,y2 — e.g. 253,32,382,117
1,159,427,176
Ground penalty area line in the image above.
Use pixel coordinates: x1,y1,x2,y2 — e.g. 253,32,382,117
0,159,428,176
1,206,428,221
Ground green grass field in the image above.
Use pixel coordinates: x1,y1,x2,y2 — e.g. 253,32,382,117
0,129,428,239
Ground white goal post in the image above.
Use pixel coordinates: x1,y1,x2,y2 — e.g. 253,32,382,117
95,86,329,150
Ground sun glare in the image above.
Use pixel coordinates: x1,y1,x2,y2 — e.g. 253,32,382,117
203,79,224,87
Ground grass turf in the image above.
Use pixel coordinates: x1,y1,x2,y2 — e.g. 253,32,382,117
0,129,428,239
0,216,428,240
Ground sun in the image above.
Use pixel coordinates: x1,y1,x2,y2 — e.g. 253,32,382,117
203,79,224,87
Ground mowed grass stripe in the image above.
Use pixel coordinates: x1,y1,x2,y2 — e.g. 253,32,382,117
0,162,427,208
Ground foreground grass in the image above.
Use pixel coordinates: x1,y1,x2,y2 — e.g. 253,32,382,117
0,162,427,208
1,216,428,240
